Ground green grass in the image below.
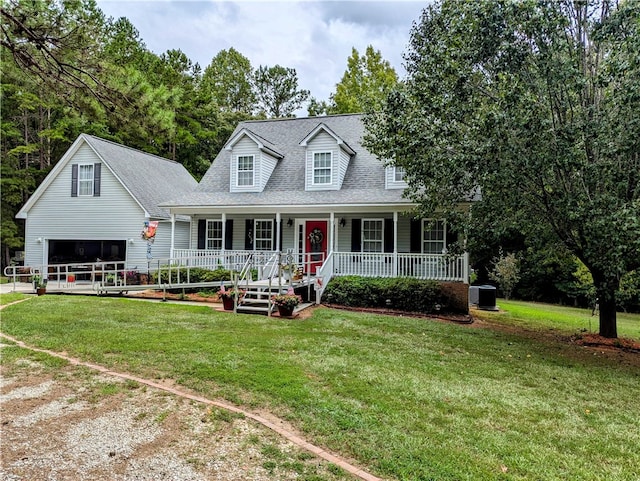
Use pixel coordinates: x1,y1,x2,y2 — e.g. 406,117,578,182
1,296,639,480
474,299,640,340
0,292,29,306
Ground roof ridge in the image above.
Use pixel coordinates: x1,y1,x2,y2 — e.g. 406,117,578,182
82,134,183,166
241,113,364,125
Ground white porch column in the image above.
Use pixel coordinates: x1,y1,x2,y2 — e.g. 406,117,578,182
329,212,335,254
170,214,175,258
393,211,398,277
221,212,227,254
276,212,281,252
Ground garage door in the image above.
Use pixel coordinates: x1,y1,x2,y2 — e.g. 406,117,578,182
48,240,126,264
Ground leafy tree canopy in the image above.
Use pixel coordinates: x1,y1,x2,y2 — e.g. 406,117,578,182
364,0,640,338
254,65,310,118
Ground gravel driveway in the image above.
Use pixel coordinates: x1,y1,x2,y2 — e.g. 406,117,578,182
0,340,355,481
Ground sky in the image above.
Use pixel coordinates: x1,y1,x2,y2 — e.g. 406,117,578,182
95,0,428,111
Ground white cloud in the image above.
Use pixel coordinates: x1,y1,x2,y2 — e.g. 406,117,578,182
96,0,426,108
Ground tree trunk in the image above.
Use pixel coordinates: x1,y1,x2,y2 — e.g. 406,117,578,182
592,271,619,339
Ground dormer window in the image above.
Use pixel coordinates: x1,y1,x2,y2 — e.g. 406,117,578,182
237,155,254,187
313,152,332,185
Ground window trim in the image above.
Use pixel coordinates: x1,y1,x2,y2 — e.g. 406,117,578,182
421,219,446,254
393,166,405,182
206,219,223,250
236,154,255,187
311,151,332,186
253,219,273,251
78,164,94,197
361,217,384,253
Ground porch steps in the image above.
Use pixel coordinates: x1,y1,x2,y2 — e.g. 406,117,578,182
236,283,289,316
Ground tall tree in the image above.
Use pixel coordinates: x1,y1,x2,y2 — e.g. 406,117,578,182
202,48,255,114
330,45,398,114
253,65,309,118
364,0,640,338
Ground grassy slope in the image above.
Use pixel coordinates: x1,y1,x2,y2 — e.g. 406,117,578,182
474,299,640,340
1,296,639,480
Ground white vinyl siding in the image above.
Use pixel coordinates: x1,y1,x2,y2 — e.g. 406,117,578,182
78,164,94,196
385,166,408,189
423,220,446,254
254,219,273,251
22,144,151,267
313,152,332,185
237,155,254,186
362,218,384,253
206,220,223,250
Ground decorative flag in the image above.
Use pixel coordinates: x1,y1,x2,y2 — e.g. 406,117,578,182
141,221,159,243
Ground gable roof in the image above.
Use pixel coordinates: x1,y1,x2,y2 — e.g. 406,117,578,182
163,114,414,212
17,134,197,220
225,128,284,159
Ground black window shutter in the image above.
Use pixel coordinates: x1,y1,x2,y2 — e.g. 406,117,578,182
410,219,422,253
446,223,455,250
93,163,101,197
278,220,283,251
245,219,254,250
351,218,362,252
225,219,233,249
384,218,394,253
197,219,206,249
71,164,78,197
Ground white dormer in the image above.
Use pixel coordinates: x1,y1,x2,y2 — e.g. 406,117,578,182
225,128,283,193
385,165,408,190
300,123,355,191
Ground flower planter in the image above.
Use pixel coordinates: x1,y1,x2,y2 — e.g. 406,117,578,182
222,297,234,311
277,305,294,317
36,287,46,296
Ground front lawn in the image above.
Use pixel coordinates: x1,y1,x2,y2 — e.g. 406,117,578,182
1,296,639,480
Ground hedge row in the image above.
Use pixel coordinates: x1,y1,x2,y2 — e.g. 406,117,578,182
151,267,232,285
321,276,444,313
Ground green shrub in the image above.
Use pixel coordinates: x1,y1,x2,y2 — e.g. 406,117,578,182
151,267,232,284
321,276,443,313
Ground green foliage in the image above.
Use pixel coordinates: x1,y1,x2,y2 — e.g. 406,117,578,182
151,267,232,284
321,276,443,313
253,65,310,118
617,270,640,313
365,0,640,337
202,48,255,114
488,249,520,300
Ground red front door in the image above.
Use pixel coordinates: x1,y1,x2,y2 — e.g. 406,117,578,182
304,220,328,274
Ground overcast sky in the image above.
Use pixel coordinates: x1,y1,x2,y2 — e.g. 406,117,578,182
95,0,427,112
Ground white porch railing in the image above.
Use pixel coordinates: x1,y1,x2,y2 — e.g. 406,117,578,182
331,252,467,282
174,249,467,282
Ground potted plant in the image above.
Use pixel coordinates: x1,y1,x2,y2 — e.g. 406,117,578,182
33,275,47,295
218,286,244,310
271,292,302,317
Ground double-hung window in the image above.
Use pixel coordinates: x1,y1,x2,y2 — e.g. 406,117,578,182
78,164,94,196
394,166,406,182
254,220,273,251
313,152,332,185
362,219,384,253
237,155,254,186
422,220,445,254
206,220,223,250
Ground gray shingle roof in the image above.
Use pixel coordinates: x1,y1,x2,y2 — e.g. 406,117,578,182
84,135,197,219
163,114,408,208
